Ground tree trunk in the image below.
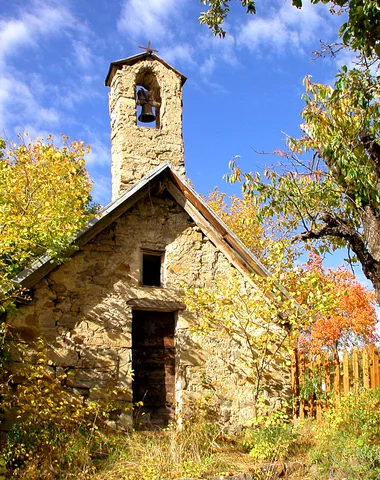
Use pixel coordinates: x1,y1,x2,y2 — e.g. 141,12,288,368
362,207,380,304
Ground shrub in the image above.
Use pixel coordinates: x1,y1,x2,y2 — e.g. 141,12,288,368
241,424,299,462
308,388,380,479
0,338,123,479
240,399,299,462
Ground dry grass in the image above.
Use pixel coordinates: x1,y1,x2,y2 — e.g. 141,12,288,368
10,392,380,480
92,427,257,480
4,419,310,479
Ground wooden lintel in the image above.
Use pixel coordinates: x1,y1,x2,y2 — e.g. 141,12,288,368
127,298,186,311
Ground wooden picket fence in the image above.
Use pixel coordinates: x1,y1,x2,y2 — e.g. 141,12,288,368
291,345,380,420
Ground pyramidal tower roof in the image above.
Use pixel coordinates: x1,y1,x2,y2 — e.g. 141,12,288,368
105,52,187,87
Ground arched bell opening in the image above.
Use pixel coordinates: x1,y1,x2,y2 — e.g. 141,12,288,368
135,68,161,129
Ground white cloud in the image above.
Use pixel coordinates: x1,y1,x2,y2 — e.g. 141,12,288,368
91,172,112,206
199,31,238,68
0,75,60,134
0,20,30,62
200,56,216,77
0,1,78,64
237,0,336,55
239,16,293,52
117,0,240,86
0,1,98,136
73,41,95,69
117,0,186,41
335,49,359,70
85,136,111,167
8,125,56,142
159,43,196,69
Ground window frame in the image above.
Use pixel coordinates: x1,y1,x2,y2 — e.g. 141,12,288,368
140,248,165,287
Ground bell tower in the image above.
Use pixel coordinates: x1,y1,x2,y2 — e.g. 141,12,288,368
105,48,187,200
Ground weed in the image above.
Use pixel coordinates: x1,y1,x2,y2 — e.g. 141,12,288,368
307,388,380,479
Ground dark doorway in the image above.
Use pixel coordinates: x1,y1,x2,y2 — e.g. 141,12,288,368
132,310,175,429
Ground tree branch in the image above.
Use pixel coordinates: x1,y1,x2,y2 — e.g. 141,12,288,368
293,213,380,285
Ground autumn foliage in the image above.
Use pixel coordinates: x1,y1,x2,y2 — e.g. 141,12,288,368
0,133,96,311
206,190,378,355
207,188,298,271
297,255,378,354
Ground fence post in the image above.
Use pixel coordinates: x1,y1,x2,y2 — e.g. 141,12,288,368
363,347,370,389
316,355,322,421
369,344,379,388
372,345,380,387
292,344,379,421
343,350,350,395
334,349,341,404
352,347,359,393
324,351,331,396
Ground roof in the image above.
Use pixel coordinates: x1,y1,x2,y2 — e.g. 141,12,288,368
105,52,187,87
13,163,300,310
14,163,276,290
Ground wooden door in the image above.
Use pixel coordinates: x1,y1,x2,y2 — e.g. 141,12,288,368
132,310,175,429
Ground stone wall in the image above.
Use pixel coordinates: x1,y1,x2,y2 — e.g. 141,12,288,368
7,188,291,431
108,59,186,199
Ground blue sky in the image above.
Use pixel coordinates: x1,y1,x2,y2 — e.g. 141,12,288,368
0,0,351,206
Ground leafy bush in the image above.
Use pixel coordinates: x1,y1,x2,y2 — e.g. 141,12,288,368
240,400,299,462
308,388,380,479
0,338,122,479
242,424,299,462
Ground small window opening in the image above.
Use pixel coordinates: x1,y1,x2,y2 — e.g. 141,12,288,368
142,250,163,286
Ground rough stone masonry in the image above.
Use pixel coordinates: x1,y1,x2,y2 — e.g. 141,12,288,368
107,54,186,199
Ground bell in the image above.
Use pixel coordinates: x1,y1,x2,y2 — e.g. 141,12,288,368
138,103,156,123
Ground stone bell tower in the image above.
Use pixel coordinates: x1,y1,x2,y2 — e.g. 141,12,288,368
105,48,187,200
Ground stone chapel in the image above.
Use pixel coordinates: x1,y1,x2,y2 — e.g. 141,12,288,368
7,51,291,430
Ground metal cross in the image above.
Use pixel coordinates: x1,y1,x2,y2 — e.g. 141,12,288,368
138,41,158,54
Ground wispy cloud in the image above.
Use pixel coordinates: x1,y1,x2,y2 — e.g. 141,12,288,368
117,0,240,86
0,1,79,64
118,0,187,41
85,135,111,167
0,20,29,62
196,30,238,79
73,40,95,69
237,0,337,55
0,0,99,136
91,171,112,206
0,74,60,135
159,43,196,69
199,56,216,77
199,30,237,65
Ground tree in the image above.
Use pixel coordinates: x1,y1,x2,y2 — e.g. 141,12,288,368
298,255,377,354
207,190,378,350
207,188,299,270
199,0,380,58
200,0,380,302
0,133,96,311
227,65,380,302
